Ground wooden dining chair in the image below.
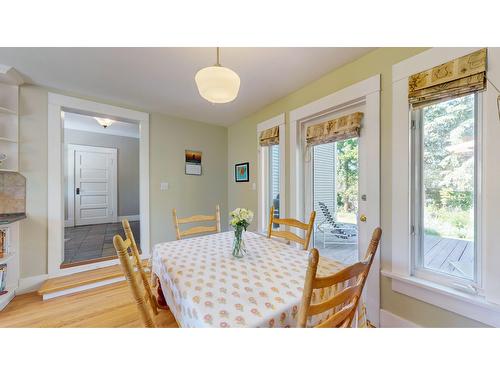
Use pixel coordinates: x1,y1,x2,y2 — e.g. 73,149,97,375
172,205,221,240
267,206,316,250
297,227,382,328
121,219,161,311
114,233,168,327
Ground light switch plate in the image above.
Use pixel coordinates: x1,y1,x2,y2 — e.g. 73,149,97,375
160,182,169,191
252,182,256,191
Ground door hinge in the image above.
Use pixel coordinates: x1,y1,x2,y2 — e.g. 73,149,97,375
411,120,416,130
411,225,415,236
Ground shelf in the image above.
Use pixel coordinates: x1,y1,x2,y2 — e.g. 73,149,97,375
0,169,18,172
0,288,16,310
0,106,17,115
0,137,17,143
0,252,16,263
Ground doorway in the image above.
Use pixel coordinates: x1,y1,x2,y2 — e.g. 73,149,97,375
289,75,381,325
48,93,150,277
62,112,140,267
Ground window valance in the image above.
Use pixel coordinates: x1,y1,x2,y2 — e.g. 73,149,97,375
409,48,487,108
305,112,363,147
259,126,280,146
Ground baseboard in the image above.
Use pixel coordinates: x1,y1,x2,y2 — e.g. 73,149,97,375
64,220,74,228
379,309,421,328
42,276,125,300
18,274,49,295
118,215,140,222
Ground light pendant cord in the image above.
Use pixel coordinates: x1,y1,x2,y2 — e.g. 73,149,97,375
216,47,221,66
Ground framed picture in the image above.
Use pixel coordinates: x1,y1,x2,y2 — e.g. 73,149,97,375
185,150,202,176
235,162,249,182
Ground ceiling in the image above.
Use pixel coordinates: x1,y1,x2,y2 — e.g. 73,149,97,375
0,47,374,125
64,112,139,139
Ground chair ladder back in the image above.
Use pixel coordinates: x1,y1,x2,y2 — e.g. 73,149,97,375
267,206,316,250
345,227,382,326
113,234,156,328
297,227,381,328
298,252,366,328
122,219,158,315
172,205,221,240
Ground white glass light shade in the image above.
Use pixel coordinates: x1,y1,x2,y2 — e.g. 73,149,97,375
195,65,240,104
94,117,114,128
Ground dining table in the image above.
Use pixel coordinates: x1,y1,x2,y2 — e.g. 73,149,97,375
152,231,366,328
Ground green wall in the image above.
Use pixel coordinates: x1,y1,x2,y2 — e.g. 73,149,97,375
227,47,487,327
19,85,227,278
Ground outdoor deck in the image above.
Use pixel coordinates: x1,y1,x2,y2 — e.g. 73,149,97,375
314,231,474,279
424,235,474,279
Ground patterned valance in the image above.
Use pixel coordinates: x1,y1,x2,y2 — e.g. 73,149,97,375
306,112,363,147
259,126,279,146
409,48,487,108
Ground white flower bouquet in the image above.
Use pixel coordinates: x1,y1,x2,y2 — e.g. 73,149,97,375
229,208,254,258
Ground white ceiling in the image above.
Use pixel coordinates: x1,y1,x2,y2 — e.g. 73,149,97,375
0,47,374,125
64,112,139,139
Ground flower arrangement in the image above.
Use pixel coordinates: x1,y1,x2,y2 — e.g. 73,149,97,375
229,208,254,258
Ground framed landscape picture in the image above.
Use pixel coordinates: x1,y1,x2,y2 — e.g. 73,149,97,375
185,150,202,175
235,162,249,182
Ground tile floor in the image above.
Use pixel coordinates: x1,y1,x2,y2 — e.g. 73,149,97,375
63,221,140,265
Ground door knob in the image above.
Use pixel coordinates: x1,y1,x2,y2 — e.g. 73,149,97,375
360,214,367,222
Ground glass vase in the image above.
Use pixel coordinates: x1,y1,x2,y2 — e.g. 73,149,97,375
232,225,246,258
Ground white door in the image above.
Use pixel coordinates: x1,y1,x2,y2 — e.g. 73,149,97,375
304,102,380,325
70,144,117,226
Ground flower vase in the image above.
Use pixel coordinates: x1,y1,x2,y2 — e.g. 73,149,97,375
232,225,246,258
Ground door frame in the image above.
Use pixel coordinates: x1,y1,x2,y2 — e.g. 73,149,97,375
67,144,118,227
48,93,150,277
289,75,381,326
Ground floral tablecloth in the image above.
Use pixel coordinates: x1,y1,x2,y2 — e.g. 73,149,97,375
152,231,364,328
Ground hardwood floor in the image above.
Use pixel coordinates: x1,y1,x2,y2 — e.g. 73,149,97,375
0,281,178,328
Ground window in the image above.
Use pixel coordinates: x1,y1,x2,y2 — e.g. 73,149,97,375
268,144,280,228
257,115,285,233
312,140,359,264
411,94,479,284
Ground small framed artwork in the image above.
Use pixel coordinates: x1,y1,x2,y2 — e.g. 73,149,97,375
235,162,249,182
185,150,202,176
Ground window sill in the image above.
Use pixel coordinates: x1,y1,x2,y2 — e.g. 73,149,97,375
381,269,500,327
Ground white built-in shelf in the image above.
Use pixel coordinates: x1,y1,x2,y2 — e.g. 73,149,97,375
0,137,17,143
0,252,16,263
0,289,16,309
0,106,17,115
0,65,22,311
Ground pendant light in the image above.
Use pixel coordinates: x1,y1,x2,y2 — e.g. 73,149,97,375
195,47,240,104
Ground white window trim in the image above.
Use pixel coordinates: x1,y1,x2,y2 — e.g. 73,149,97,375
48,93,150,277
257,113,285,233
387,47,500,326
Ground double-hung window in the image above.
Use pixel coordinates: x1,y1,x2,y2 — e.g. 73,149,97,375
411,93,480,288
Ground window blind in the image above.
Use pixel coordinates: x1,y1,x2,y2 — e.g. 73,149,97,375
306,112,363,147
259,126,279,146
409,48,487,108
